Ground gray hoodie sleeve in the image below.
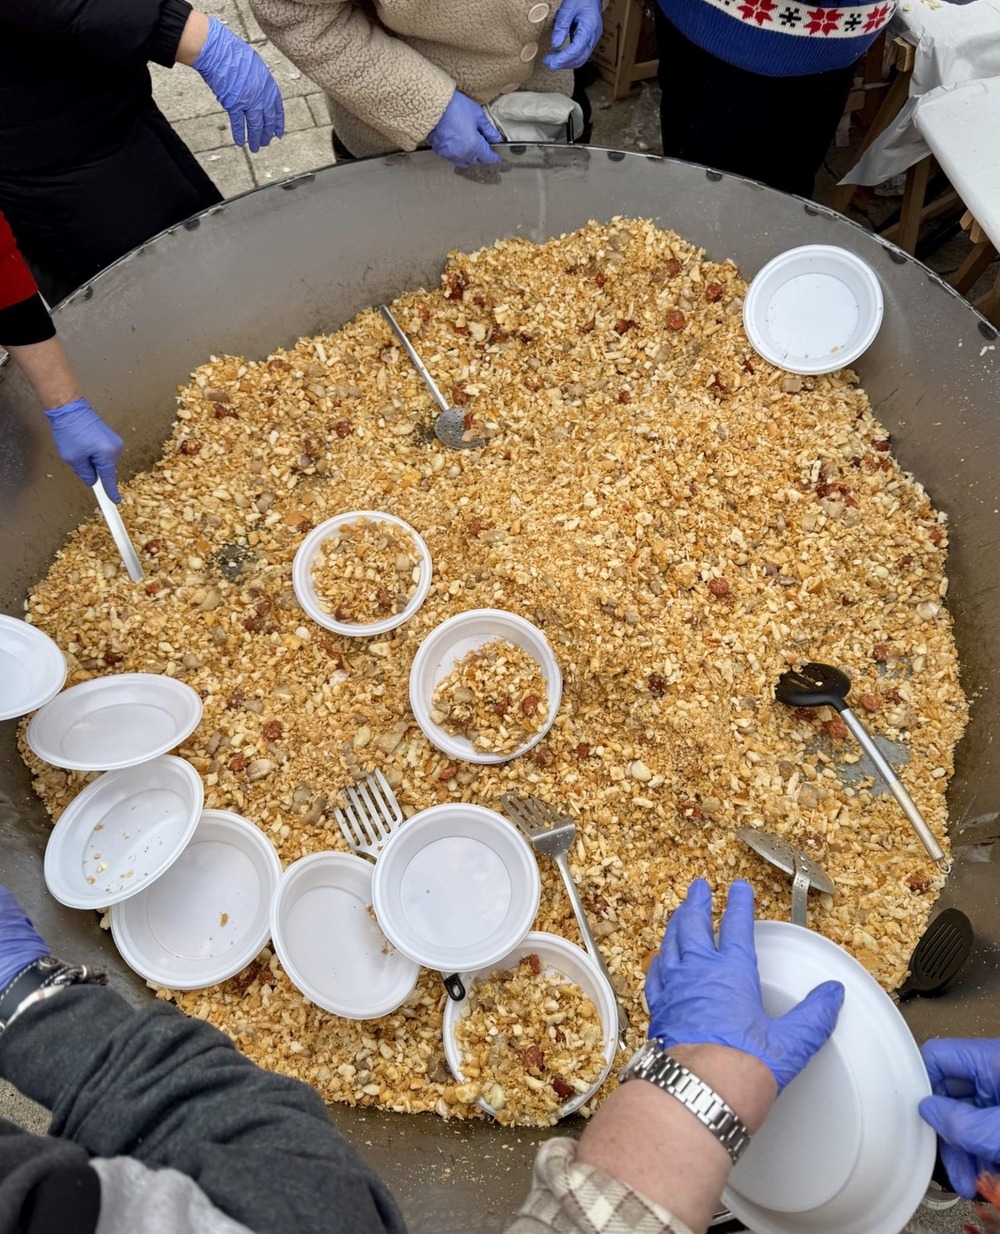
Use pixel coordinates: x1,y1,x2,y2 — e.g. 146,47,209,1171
0,985,408,1234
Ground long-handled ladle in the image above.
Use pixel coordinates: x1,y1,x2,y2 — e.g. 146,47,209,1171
775,662,947,869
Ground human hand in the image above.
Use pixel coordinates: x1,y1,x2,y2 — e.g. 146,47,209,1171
193,16,284,152
646,879,845,1094
0,887,49,994
427,91,502,169
44,398,124,502
920,1039,1000,1198
544,0,603,70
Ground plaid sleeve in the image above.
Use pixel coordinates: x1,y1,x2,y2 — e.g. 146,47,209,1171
505,1138,697,1234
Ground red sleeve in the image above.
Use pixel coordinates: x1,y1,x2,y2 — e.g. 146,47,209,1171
0,210,39,311
0,210,55,346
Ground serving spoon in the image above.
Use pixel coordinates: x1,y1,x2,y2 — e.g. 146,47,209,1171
775,662,947,869
737,825,835,928
379,305,486,450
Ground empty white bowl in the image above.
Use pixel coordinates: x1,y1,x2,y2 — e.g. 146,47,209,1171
0,615,67,721
722,921,934,1234
743,245,883,375
44,755,204,909
409,609,562,765
370,804,541,976
292,511,432,637
110,809,281,990
442,931,618,1121
28,673,203,771
271,851,420,1020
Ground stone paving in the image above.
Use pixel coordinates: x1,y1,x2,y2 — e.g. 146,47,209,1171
150,0,337,198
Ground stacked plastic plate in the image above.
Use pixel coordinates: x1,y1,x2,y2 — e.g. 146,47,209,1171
25,666,281,992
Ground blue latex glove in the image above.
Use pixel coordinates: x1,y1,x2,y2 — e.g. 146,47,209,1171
544,0,603,70
427,91,502,169
646,879,845,1094
919,1038,1000,1198
0,887,49,995
193,16,284,153
45,397,124,503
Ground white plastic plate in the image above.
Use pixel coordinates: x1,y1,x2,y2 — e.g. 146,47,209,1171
442,931,619,1120
743,245,883,375
723,921,935,1234
0,615,67,721
409,609,562,765
292,511,432,638
271,851,420,1020
27,673,203,771
110,810,281,990
44,755,205,909
371,804,541,972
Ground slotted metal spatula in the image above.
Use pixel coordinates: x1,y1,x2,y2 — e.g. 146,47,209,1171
775,662,947,869
500,791,629,1047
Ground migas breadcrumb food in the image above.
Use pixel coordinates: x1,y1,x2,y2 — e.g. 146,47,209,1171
19,217,967,1121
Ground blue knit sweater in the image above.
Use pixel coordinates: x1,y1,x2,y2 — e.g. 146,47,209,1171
655,0,895,76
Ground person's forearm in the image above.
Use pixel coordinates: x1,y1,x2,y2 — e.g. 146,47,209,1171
175,9,210,65
576,1044,776,1234
7,336,81,410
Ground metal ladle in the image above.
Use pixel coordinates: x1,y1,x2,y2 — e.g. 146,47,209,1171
775,662,947,870
738,825,835,927
378,305,486,450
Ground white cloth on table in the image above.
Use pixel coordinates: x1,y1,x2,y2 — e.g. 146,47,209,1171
840,0,1000,185
912,75,1000,249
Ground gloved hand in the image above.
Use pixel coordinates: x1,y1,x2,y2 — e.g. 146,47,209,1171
919,1038,1000,1198
0,887,49,994
193,16,284,152
427,91,502,169
45,398,124,503
646,879,845,1094
544,0,603,71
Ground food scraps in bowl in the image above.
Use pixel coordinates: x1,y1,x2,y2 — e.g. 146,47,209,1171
311,517,420,624
452,953,607,1126
430,639,548,755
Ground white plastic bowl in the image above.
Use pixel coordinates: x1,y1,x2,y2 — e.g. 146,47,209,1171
292,511,432,637
442,931,618,1121
409,609,562,765
743,245,883,375
43,755,204,909
371,804,541,974
271,851,420,1020
110,809,281,990
722,921,934,1234
28,672,203,771
0,615,67,721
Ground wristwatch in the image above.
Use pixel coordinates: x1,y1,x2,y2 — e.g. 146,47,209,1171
619,1041,752,1164
0,957,106,1035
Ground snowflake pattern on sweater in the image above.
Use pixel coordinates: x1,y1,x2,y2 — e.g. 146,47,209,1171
656,0,895,75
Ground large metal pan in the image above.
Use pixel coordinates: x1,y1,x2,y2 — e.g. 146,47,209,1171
2,148,999,1231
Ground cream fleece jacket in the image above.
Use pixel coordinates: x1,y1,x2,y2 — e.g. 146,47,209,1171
248,0,574,157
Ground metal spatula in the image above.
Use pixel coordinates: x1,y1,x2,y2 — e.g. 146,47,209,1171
500,791,629,1047
379,304,486,450
893,907,973,1002
775,662,947,869
737,825,835,928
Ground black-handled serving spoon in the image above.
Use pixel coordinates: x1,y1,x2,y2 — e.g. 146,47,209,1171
775,663,947,869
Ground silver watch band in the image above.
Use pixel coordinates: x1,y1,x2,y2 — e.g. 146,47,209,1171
620,1043,752,1164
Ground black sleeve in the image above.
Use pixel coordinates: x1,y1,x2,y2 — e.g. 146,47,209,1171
0,0,194,67
0,294,56,348
0,987,409,1234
